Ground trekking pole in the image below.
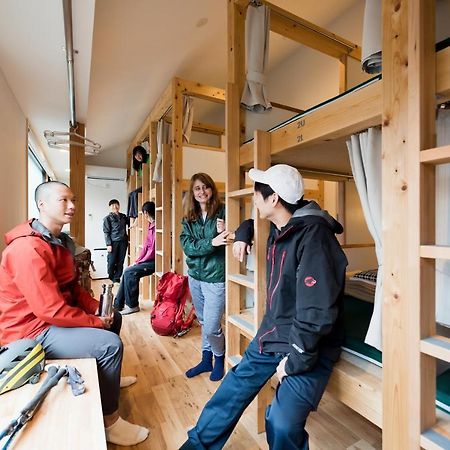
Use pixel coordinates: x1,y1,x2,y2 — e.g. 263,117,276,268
0,364,84,450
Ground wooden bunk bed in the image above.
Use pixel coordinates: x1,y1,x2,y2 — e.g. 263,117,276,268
226,0,450,447
125,77,226,300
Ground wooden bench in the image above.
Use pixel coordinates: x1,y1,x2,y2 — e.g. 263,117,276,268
0,358,106,450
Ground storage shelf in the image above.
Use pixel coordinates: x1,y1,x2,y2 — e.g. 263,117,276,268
421,145,450,165
228,309,256,339
227,187,253,198
421,410,450,449
420,336,450,363
420,245,450,260
228,272,254,289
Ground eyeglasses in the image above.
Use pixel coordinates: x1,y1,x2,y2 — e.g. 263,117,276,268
193,185,211,193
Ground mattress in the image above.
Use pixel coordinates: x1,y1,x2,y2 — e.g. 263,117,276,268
343,294,450,413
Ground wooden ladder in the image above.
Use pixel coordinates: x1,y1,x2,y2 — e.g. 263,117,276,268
225,129,272,432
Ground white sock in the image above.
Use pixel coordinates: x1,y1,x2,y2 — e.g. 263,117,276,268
120,376,137,388
105,416,149,446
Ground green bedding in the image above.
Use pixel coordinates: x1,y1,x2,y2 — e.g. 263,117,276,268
343,294,450,412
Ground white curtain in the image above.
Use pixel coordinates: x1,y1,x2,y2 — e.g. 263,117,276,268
183,96,194,143
347,127,383,349
362,0,382,74
241,3,271,112
436,109,450,328
152,119,169,183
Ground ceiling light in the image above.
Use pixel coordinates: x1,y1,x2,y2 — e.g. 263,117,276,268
44,130,102,155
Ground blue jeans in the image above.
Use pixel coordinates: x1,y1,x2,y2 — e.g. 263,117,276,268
188,276,225,356
114,260,155,309
187,338,334,450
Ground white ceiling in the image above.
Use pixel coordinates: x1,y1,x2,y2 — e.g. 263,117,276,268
0,0,357,181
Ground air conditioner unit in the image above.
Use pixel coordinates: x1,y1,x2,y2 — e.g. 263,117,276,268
85,165,127,182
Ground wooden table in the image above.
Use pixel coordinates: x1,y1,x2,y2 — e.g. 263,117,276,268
0,358,106,450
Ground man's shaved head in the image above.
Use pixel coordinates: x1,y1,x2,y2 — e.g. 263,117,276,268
35,181,69,208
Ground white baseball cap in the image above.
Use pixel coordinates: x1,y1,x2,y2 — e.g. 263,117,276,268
248,164,304,204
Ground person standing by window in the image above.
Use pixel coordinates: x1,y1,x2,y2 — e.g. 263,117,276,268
180,173,230,382
103,199,129,283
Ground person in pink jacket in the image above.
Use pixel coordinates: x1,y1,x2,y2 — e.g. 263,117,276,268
0,181,149,446
114,201,155,315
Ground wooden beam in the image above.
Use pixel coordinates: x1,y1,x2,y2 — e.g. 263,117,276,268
177,78,226,104
69,122,85,246
164,117,225,135
184,143,224,153
266,1,361,61
172,79,184,274
270,101,304,114
339,55,348,94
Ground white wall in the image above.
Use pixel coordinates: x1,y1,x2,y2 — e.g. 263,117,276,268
0,68,27,252
85,165,127,279
183,146,226,182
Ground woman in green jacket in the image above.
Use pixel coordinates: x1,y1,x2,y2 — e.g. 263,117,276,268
180,173,230,381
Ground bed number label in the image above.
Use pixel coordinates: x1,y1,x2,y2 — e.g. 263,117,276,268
297,119,305,128
297,134,303,143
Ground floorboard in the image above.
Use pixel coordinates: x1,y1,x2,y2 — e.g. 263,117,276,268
91,281,382,450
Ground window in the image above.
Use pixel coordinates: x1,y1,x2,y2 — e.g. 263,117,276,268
27,147,46,219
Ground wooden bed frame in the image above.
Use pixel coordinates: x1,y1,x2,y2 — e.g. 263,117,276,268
226,0,450,446
125,77,225,301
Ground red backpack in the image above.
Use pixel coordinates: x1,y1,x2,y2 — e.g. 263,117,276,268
150,272,196,337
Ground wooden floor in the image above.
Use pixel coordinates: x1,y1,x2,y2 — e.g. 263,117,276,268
91,281,382,450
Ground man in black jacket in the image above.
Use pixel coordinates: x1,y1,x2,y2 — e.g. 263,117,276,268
180,164,347,450
103,199,129,283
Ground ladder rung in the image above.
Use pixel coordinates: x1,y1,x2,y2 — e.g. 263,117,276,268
421,336,450,363
228,311,255,339
154,271,163,278
420,245,450,260
228,273,254,289
156,229,163,233
421,145,450,165
226,355,242,367
155,250,163,256
156,207,163,211
228,187,253,198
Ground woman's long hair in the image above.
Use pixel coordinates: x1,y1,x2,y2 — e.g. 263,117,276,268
183,173,222,222
132,145,148,172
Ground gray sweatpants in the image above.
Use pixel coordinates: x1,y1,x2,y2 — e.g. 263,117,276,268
35,311,123,415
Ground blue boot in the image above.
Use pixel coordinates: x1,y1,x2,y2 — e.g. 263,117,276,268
185,350,213,378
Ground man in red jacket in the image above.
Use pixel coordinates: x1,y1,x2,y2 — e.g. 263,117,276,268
0,181,148,447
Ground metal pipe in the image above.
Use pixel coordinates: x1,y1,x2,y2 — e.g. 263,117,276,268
62,0,76,128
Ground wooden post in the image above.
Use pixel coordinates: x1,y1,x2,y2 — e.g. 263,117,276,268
382,0,436,448
226,0,247,369
253,130,271,433
172,78,184,274
69,122,85,246
339,55,348,94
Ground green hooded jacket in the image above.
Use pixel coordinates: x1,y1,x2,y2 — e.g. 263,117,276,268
180,205,225,283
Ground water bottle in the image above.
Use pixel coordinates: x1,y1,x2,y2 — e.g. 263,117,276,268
99,283,114,317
